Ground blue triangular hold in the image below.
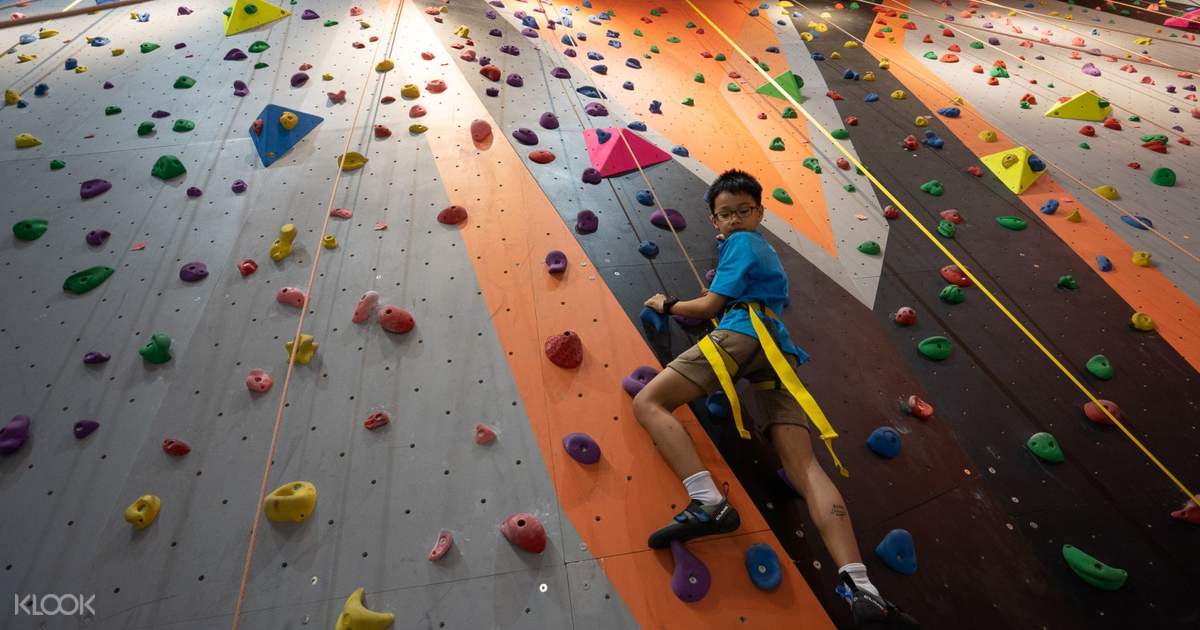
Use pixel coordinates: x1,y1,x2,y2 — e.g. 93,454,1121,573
250,104,323,167
875,529,917,575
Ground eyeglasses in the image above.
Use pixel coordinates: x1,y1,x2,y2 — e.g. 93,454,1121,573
713,206,759,222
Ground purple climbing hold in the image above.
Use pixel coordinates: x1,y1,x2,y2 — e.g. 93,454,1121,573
623,80,635,90
0,415,31,455
545,250,568,274
485,87,499,97
152,110,170,118
582,168,602,184
564,48,577,58
562,432,601,464
178,6,192,15
174,43,187,50
622,366,659,396
231,180,247,194
585,102,608,116
500,44,520,55
1082,63,1101,77
80,179,111,199
575,210,598,233
103,81,114,89
186,187,203,198
179,262,208,282
705,269,716,284
479,56,491,66
301,9,319,19
83,351,111,364
512,128,539,145
224,48,247,61
670,541,711,603
650,208,686,231
539,112,559,129
86,229,111,246
290,72,309,87
73,419,99,439
987,36,1000,45
591,64,608,75
551,67,571,79
506,74,524,87
521,27,538,38
649,100,663,114
626,58,643,70
488,28,502,36
233,80,249,97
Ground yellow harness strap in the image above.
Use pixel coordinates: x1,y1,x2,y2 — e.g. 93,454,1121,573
697,303,849,478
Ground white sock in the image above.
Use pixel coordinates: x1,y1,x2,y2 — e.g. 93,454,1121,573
682,470,722,506
838,562,880,598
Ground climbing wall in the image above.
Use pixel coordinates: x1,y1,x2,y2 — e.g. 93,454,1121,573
1,0,1197,629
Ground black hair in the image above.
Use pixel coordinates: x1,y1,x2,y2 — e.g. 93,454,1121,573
705,169,762,214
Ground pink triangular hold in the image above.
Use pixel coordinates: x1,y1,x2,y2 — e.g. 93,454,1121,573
583,128,672,177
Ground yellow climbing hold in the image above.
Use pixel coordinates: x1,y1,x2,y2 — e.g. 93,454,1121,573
265,481,317,522
400,84,421,99
1044,90,1112,122
830,51,841,60
879,58,891,69
915,116,929,127
270,223,297,262
1001,153,1018,168
1065,210,1082,223
15,133,42,149
285,334,319,365
981,146,1045,194
408,124,428,134
322,234,338,249
891,90,907,100
800,32,813,42
17,53,37,62
279,111,299,130
951,96,964,105
359,20,370,29
4,89,18,105
1134,37,1152,45
74,66,88,74
454,25,470,37
1130,312,1156,331
322,73,333,81
339,152,368,171
844,40,860,48
112,48,124,56
38,29,58,39
1131,251,1152,267
863,71,876,81
124,495,161,529
375,58,394,72
335,588,395,630
1093,185,1120,200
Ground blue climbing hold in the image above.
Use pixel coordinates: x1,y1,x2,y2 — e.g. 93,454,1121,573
811,52,825,61
583,0,592,6
922,131,944,149
1039,199,1059,214
638,240,659,258
649,100,662,114
627,120,647,131
608,39,622,49
766,46,780,53
636,190,655,206
875,529,917,575
576,86,605,99
749,8,760,16
577,32,588,41
65,58,78,70
591,64,608,75
843,69,856,79
937,107,961,118
521,15,538,29
596,129,612,144
640,306,668,333
864,92,879,102
671,146,689,157
19,34,36,44
744,544,783,591
1119,215,1152,230
1097,255,1113,272
561,34,575,46
622,80,635,90
587,51,604,61
626,58,642,69
606,29,620,38
866,426,901,459
34,83,48,96
1027,154,1046,172
90,37,110,47
706,392,730,419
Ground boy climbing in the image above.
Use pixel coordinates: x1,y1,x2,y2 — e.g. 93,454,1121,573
634,170,918,629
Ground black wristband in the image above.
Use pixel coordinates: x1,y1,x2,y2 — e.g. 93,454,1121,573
662,297,679,315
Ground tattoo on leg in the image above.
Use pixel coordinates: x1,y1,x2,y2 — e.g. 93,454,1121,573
831,504,848,517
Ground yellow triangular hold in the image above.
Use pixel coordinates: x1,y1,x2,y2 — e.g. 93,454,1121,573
224,0,291,37
981,146,1045,194
1043,90,1113,122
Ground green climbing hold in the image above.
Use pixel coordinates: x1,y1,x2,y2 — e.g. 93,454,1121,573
769,137,785,151
681,97,694,106
694,73,705,83
222,7,232,16
969,41,984,49
996,216,1027,231
686,21,696,28
1086,354,1113,380
857,241,881,255
989,67,1009,78
1057,275,1079,290
1078,141,1089,149
254,62,269,69
715,53,726,61
727,83,741,92
174,76,196,89
772,188,793,204
920,180,944,196
843,184,856,192
633,28,643,37
939,285,965,304
137,121,156,137
173,119,195,133
1026,432,1064,463
151,155,186,180
140,43,159,54
244,2,258,13
781,107,797,119
13,218,48,241
323,19,338,27
667,36,681,43
650,45,660,54
138,333,173,364
918,336,953,361
802,157,821,174
758,62,770,72
248,40,270,53
881,26,893,32
650,8,661,16
63,266,114,294
1061,545,1127,591
1127,114,1140,122
50,159,65,170
923,51,938,60
1150,167,1176,187
850,2,860,9
1140,134,1167,143
830,128,850,140
937,220,956,238
1020,101,1031,110
105,105,122,116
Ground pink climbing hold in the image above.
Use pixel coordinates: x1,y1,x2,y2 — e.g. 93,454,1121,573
670,540,711,603
428,529,455,560
623,366,659,396
545,331,583,368
1083,399,1120,425
353,291,380,323
426,79,447,93
470,119,492,143
500,513,547,553
438,205,468,225
409,105,427,118
1170,496,1200,525
474,423,497,445
276,287,307,308
378,305,415,334
583,128,672,177
246,368,272,393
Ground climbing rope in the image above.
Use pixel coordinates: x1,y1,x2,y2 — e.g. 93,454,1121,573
229,2,408,628
781,0,1200,263
683,0,1197,504
1102,0,1200,27
1000,0,1200,50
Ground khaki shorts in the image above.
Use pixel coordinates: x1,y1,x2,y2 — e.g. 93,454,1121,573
667,329,811,435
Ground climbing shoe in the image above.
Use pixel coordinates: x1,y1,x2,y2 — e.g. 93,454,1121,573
647,499,740,549
841,572,920,629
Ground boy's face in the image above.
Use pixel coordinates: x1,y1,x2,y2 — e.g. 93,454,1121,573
709,190,764,238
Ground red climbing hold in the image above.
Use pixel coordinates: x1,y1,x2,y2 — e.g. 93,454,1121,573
374,125,392,139
1019,93,1036,105
438,205,468,225
474,423,497,445
901,134,919,151
939,209,963,224
162,439,191,456
479,64,501,82
500,513,547,553
426,79,447,94
1083,399,1120,425
836,157,850,170
470,119,492,143
966,165,983,177
378,306,415,334
545,331,583,368
1128,162,1141,170
987,77,999,86
428,529,454,560
940,54,959,63
900,394,935,419
364,412,390,431
409,105,427,118
948,44,961,52
381,95,396,104
1170,497,1200,525
942,27,954,37
883,205,900,219
892,307,917,326
827,90,844,101
238,259,258,276
904,21,917,29
1142,141,1168,153
421,51,435,60
1103,118,1122,130
972,64,984,73
940,264,972,287
845,115,859,126
1079,125,1096,137
529,149,556,164
922,34,933,43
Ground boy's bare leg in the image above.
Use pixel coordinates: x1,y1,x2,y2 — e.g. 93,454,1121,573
771,424,862,567
632,368,708,478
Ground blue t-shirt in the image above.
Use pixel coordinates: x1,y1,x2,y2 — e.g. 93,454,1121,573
708,230,809,363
